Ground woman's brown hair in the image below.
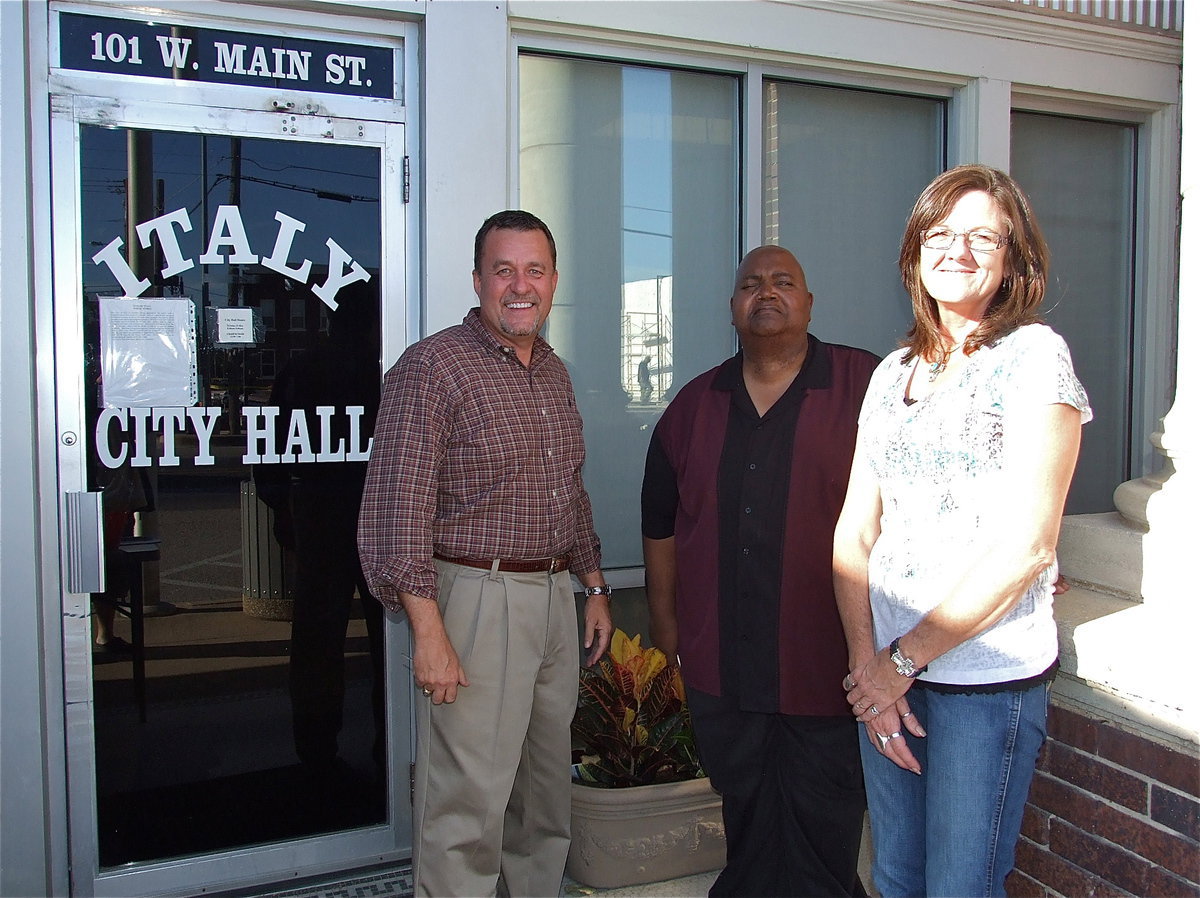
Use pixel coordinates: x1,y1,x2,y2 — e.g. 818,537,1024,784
898,164,1049,364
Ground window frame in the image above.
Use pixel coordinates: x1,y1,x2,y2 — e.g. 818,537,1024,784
512,39,745,585
509,29,1179,578
1010,89,1179,485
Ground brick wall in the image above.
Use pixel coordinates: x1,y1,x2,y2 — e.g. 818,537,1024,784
1010,705,1200,897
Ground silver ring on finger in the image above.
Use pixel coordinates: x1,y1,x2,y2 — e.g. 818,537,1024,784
876,732,892,748
422,687,433,696
870,704,880,716
901,711,913,719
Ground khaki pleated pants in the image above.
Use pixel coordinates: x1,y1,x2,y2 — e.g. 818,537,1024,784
413,559,579,897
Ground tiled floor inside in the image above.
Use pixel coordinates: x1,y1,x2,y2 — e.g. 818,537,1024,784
248,865,718,898
246,820,874,898
250,866,414,898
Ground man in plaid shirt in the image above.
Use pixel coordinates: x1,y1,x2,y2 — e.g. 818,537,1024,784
359,210,613,897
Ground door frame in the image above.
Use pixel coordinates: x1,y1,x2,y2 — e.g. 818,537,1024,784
46,23,418,896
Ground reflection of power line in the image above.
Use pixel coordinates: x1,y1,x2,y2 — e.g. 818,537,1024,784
623,227,672,239
88,168,379,213
217,172,378,204
240,155,376,183
182,173,378,216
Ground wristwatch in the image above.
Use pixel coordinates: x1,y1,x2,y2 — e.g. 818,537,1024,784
583,585,613,597
889,637,927,678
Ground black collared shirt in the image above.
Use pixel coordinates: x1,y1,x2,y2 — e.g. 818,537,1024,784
643,335,881,715
715,351,813,710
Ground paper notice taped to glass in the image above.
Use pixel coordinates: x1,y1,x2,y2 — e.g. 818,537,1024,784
99,297,198,408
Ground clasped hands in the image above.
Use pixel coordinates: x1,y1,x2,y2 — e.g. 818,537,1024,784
843,647,926,774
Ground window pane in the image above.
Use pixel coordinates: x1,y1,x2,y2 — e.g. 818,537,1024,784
520,55,740,568
1011,112,1135,514
80,127,386,865
764,80,945,357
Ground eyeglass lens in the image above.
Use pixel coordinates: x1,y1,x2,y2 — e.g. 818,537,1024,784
922,227,1005,251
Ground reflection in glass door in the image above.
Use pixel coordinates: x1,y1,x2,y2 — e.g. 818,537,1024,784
77,124,391,869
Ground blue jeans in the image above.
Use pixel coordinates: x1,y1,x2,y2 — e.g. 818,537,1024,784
859,683,1049,897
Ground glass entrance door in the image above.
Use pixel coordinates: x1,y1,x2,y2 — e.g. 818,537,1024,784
54,99,410,897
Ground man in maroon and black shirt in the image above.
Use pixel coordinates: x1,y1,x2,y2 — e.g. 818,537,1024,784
359,211,612,897
642,245,879,897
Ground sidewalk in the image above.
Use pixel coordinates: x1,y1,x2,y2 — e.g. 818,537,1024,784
562,870,719,897
559,869,710,897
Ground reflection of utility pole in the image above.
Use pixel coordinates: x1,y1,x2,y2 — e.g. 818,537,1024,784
126,131,157,281
200,134,213,411
227,137,244,434
126,130,164,609
654,275,665,403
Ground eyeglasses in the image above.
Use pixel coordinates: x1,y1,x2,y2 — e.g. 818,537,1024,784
920,227,1011,252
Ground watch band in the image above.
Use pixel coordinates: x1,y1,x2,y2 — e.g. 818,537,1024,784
583,585,612,597
889,637,927,678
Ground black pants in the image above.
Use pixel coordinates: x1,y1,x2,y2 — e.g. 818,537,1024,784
289,483,386,770
688,688,868,898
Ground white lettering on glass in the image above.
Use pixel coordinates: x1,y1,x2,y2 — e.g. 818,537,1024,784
94,406,371,468
90,206,370,306
92,238,152,297
213,42,246,75
199,205,259,265
186,407,221,465
152,407,186,466
311,239,370,311
325,54,366,86
242,407,281,464
155,34,192,68
260,212,313,282
135,208,194,279
281,409,316,463
90,32,143,65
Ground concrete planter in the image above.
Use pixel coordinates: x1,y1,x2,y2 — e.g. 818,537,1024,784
566,777,726,889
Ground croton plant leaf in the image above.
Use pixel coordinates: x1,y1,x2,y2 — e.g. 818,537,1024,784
571,628,705,788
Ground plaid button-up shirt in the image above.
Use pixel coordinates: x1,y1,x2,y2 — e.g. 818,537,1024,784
358,309,602,609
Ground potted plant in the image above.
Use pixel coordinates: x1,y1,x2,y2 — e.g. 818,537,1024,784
566,629,726,889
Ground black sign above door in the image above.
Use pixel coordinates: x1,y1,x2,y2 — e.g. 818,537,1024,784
58,12,395,99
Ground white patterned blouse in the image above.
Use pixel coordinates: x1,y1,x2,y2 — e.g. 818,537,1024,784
858,323,1093,686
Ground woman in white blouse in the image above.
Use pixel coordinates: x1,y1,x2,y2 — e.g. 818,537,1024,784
833,164,1091,897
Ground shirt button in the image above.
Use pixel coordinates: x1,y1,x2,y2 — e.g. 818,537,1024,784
744,507,752,514
742,547,749,555
748,463,757,470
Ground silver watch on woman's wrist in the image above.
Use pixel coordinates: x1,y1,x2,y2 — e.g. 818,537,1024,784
583,585,612,597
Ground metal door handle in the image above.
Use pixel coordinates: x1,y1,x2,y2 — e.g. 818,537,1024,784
65,491,105,594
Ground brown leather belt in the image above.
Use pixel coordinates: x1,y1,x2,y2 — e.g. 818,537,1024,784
434,553,569,574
